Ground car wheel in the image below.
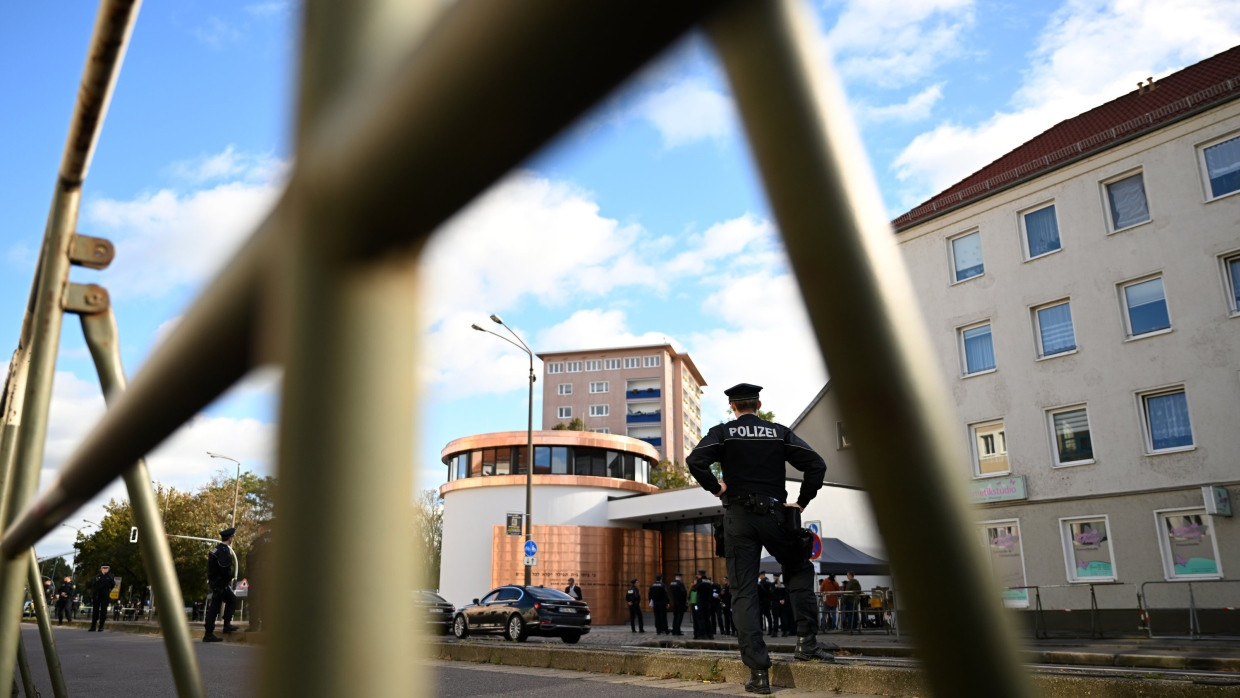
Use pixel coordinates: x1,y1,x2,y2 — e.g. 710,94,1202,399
452,614,469,639
561,631,581,644
506,615,528,642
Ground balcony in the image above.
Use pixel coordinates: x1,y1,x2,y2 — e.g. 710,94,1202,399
626,388,660,399
636,436,662,448
627,412,661,423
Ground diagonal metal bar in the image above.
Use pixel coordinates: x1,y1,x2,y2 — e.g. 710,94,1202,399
706,1,1031,696
0,1,143,690
79,308,205,698
25,549,67,697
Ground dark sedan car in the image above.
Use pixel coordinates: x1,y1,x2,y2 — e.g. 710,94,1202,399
414,590,455,635
452,585,590,643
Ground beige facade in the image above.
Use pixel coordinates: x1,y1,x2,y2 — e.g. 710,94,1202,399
894,92,1240,606
537,344,706,462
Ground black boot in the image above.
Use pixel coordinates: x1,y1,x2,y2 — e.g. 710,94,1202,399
203,634,223,643
794,634,836,662
744,669,770,694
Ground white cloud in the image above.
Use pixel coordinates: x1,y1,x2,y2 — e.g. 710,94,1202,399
535,309,678,354
168,145,284,185
194,17,242,49
84,148,285,298
636,79,737,148
893,0,1240,203
854,84,944,124
245,2,290,18
826,0,975,89
664,214,779,277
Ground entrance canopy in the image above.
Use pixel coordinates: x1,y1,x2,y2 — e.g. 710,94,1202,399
760,538,889,576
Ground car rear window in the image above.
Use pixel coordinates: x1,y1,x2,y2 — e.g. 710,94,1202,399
416,591,448,604
528,587,574,601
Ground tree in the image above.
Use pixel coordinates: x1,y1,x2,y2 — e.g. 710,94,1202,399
413,489,443,589
651,459,697,489
551,417,586,431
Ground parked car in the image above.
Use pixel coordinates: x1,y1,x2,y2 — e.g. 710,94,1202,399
452,585,590,643
414,590,455,635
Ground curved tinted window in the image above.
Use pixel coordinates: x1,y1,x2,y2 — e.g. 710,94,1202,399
495,587,522,601
528,587,574,601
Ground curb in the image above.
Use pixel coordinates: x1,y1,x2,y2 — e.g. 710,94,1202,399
431,641,1240,697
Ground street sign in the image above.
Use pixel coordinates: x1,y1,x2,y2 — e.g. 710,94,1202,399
810,533,822,561
506,512,523,535
524,540,538,557
806,520,821,535
523,556,538,566
129,526,138,543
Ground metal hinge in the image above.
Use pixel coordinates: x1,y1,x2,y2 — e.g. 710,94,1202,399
68,234,115,270
62,283,110,315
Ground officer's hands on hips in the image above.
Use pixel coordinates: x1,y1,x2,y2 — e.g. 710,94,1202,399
715,482,727,497
784,501,802,510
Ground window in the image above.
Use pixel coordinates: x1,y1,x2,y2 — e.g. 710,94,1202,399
566,361,583,373
1139,387,1194,453
589,381,608,394
1223,253,1240,316
960,323,996,375
1121,276,1171,337
1047,406,1093,466
589,427,610,434
1060,516,1116,582
557,406,572,419
585,359,602,372
589,404,609,417
546,362,563,374
623,357,640,369
950,230,984,282
1033,301,1076,357
970,420,1008,476
1104,172,1150,230
550,446,568,474
1201,133,1240,199
644,355,661,368
979,521,1028,608
557,383,572,396
604,358,621,370
1155,509,1222,579
1021,204,1061,259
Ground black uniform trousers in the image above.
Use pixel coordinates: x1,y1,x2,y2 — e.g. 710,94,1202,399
671,605,685,634
55,599,71,624
627,604,644,631
90,597,108,630
724,505,818,670
204,586,237,635
652,603,668,634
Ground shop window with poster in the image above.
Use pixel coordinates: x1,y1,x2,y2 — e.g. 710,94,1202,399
979,520,1028,608
1060,516,1116,582
1155,509,1223,579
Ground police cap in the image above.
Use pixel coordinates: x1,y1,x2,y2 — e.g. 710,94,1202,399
724,383,762,401
219,527,237,540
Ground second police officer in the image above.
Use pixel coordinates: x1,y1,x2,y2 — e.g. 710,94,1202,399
687,383,834,695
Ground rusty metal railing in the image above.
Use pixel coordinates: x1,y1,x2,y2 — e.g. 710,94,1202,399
0,1,1031,696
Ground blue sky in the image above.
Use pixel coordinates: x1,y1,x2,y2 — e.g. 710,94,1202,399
3,1,1239,557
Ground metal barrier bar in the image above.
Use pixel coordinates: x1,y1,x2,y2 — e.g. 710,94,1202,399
24,550,66,697
0,0,142,690
79,309,204,697
15,637,35,698
1139,579,1240,640
706,1,1029,695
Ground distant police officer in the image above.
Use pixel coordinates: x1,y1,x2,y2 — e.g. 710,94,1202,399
203,527,238,643
687,383,834,695
624,579,644,633
669,573,687,636
87,564,114,632
648,574,669,635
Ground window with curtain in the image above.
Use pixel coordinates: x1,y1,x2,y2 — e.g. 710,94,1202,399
1143,389,1193,451
1022,205,1061,258
971,420,1008,476
951,231,984,282
1225,254,1240,314
1106,173,1150,230
961,323,996,374
1050,406,1093,465
1035,302,1076,356
1123,277,1170,336
1204,134,1240,199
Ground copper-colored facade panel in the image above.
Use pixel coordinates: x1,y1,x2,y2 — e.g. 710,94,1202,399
491,525,661,626
440,474,659,497
441,430,659,463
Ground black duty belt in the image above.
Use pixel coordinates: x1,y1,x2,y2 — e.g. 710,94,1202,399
723,492,782,514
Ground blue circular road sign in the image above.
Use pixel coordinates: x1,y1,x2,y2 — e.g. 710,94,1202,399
524,540,538,557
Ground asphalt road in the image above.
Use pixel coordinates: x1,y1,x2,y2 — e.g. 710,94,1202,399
19,626,258,697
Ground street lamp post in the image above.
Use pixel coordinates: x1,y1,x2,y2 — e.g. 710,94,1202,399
206,451,242,529
471,314,535,586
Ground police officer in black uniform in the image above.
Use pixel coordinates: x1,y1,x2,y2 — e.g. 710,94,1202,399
687,383,834,694
692,570,714,639
56,575,74,626
624,579,644,633
648,574,669,634
669,573,687,636
87,564,114,632
203,527,238,643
